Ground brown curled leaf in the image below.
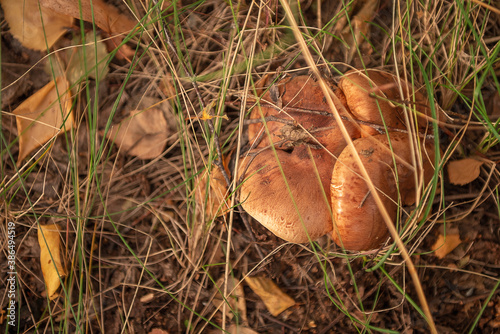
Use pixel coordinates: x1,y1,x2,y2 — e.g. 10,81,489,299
1,0,73,50
40,0,136,35
105,108,169,160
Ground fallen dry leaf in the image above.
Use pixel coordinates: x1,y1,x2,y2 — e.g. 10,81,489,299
38,223,66,300
105,108,169,160
447,158,484,185
51,32,110,86
1,0,73,51
244,276,295,316
431,231,462,259
13,77,74,165
212,276,247,323
195,164,231,219
40,0,136,36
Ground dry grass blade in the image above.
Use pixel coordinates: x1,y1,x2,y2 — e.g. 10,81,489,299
470,0,500,15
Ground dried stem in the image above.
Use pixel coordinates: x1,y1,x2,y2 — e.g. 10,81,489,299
242,102,435,139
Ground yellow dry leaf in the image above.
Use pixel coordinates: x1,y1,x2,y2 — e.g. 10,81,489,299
13,77,73,165
0,0,73,51
39,0,136,35
431,233,462,259
105,108,169,160
447,158,484,185
38,223,66,300
245,276,295,316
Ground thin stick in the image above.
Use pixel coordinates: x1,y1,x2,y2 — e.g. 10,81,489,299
244,115,296,125
279,1,437,333
242,102,435,139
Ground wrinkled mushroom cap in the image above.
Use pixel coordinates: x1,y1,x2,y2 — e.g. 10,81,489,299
240,70,441,249
248,75,359,154
339,70,406,136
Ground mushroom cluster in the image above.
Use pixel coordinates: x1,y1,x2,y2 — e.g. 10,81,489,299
238,69,440,251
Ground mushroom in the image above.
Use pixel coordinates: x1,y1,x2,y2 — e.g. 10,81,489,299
330,132,437,250
240,74,358,242
239,146,334,242
237,70,440,250
338,69,441,136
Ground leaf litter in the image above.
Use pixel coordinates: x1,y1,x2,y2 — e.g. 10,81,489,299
244,276,295,317
49,32,111,87
39,0,136,36
431,229,463,259
447,158,484,185
105,107,170,160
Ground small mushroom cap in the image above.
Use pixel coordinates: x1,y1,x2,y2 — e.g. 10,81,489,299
339,69,442,136
239,146,334,243
330,132,436,250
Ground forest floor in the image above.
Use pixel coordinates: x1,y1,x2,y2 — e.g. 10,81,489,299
1,0,500,333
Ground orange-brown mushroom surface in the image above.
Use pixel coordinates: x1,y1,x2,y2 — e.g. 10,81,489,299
338,69,442,136
240,74,358,242
330,132,437,250
239,147,334,243
247,75,359,154
237,69,440,250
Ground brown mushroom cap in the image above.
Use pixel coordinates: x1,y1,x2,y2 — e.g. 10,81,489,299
239,146,334,243
330,132,437,250
339,69,441,136
248,75,359,154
